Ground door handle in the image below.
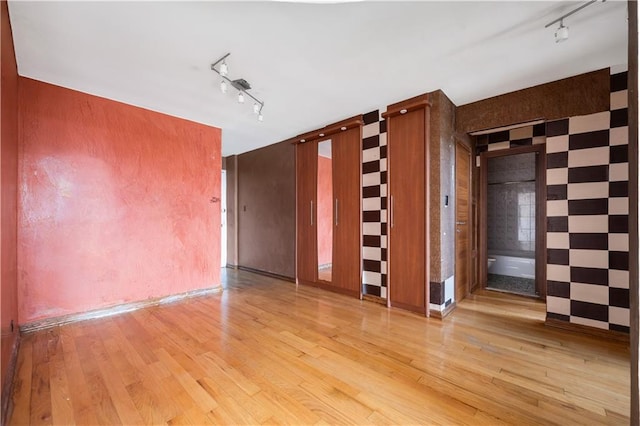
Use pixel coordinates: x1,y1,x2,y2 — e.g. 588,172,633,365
335,199,339,226
310,200,314,226
456,221,467,225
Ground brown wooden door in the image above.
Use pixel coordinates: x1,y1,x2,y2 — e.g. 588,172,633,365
331,128,361,296
388,109,426,314
296,141,317,284
455,142,471,303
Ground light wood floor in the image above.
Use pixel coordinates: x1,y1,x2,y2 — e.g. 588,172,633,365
9,269,630,425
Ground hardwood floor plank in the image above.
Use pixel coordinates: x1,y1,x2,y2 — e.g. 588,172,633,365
8,269,630,425
29,332,53,425
10,334,33,425
48,330,75,425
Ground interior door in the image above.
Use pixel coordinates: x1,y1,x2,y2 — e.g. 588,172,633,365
332,128,361,295
455,142,471,303
388,109,426,314
296,141,317,284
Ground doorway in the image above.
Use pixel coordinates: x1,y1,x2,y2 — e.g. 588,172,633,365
479,145,546,298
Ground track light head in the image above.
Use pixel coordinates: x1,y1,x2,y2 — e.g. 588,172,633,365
220,80,227,94
555,20,569,43
219,60,228,77
238,91,245,103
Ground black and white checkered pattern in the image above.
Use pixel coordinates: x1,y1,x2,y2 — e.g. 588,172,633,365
361,110,388,298
546,71,629,332
475,70,629,333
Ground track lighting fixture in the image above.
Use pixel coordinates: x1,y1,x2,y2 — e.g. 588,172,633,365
544,0,604,44
211,52,265,122
555,20,569,43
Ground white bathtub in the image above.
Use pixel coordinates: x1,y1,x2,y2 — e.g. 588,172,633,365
487,253,535,279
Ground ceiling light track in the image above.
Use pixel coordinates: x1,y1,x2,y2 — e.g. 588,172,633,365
544,0,605,43
211,53,264,122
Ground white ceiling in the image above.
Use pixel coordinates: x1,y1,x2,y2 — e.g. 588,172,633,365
8,1,628,156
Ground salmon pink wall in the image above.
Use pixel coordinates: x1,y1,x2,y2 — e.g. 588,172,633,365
18,78,221,324
317,155,333,267
1,0,20,410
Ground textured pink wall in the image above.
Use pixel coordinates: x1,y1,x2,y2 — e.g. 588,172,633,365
18,78,221,324
1,0,20,405
317,155,333,266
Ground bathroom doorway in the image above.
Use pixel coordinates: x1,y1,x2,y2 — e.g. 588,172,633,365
479,144,546,299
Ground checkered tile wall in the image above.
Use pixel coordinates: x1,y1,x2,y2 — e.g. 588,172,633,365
361,110,388,298
546,71,629,332
476,71,629,332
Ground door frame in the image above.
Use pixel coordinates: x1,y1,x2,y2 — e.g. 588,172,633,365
479,144,547,299
455,141,472,301
221,170,227,268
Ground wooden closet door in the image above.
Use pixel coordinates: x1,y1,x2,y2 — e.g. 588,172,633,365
388,109,427,314
332,128,361,296
296,141,317,284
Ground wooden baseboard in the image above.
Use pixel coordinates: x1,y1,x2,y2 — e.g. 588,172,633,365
362,294,387,306
389,300,427,316
1,332,21,426
545,318,630,343
298,279,360,299
20,286,223,334
430,302,457,319
238,266,295,283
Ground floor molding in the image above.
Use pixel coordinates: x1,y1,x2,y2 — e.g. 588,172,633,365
20,286,223,334
237,266,295,283
545,318,630,343
1,333,21,426
430,301,457,319
362,294,387,306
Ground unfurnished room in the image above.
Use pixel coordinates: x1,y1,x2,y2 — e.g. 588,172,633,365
1,1,639,424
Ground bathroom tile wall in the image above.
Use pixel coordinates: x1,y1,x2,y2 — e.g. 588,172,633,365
487,153,537,255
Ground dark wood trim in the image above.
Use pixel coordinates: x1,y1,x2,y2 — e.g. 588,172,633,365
292,115,363,145
358,118,364,300
628,1,638,423
1,333,20,426
478,144,546,300
430,302,457,319
545,319,630,344
382,93,431,119
479,150,488,289
390,300,427,315
298,279,360,298
424,104,431,317
535,144,547,298
237,266,296,283
456,141,473,300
